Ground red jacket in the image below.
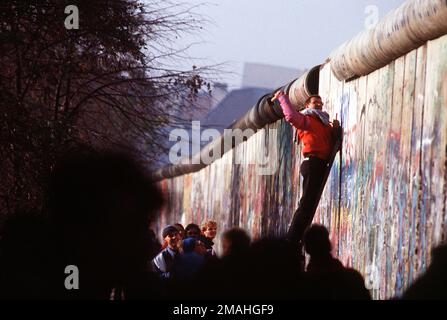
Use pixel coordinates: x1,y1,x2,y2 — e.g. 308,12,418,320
278,95,334,160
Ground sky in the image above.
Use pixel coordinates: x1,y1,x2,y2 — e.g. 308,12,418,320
174,0,406,88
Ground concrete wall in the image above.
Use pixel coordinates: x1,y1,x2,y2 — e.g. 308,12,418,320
156,34,447,299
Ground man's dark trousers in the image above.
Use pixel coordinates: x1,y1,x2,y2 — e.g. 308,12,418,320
287,156,328,243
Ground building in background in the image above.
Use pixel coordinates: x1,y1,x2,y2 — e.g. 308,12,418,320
241,62,303,89
156,63,303,168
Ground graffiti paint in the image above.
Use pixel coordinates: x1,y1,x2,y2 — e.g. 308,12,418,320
156,34,447,299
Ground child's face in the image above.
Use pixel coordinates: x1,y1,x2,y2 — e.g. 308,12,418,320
204,226,217,239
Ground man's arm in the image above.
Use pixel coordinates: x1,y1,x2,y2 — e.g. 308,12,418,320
273,91,310,130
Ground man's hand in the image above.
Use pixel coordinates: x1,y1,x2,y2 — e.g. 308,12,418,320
332,119,340,128
271,90,285,102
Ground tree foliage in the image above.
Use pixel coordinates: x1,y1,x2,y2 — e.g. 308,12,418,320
0,0,214,218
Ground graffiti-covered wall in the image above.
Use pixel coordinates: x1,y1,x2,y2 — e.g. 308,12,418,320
317,35,447,299
156,120,304,256
156,34,447,299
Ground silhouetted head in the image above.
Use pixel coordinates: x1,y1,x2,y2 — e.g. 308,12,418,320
185,223,201,239
303,224,332,257
221,227,251,257
46,148,163,296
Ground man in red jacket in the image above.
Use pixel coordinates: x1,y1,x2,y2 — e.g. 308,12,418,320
272,90,339,245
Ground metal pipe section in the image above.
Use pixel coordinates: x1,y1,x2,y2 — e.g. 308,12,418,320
287,65,320,110
152,66,321,181
330,0,447,81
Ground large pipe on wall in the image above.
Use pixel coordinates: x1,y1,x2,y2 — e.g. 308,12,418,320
154,0,447,181
286,64,320,110
152,66,322,181
330,0,447,81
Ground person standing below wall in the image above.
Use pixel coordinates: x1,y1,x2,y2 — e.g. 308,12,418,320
184,223,201,239
303,224,371,300
272,91,340,247
152,225,180,280
160,223,185,251
200,220,218,257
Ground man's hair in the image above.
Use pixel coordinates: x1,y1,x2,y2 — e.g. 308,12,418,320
174,223,184,231
185,223,201,234
305,94,322,105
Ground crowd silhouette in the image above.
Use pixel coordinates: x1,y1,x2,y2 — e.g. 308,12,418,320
0,148,446,300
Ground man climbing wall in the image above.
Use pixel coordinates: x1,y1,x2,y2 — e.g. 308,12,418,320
272,90,340,246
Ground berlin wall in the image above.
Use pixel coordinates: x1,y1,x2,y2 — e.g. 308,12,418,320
156,1,447,299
